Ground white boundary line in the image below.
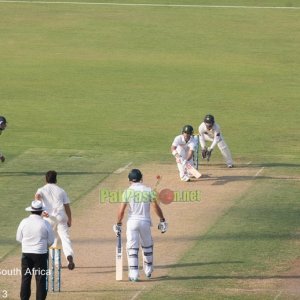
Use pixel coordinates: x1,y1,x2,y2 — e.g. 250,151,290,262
0,0,300,9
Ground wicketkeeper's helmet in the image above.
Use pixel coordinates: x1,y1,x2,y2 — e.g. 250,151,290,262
0,116,7,130
204,114,215,125
128,169,143,182
182,125,194,135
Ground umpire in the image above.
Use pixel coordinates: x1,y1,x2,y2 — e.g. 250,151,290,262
16,200,54,300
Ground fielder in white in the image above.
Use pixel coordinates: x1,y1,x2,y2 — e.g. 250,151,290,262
113,169,167,282
198,114,233,168
171,125,196,182
35,170,75,270
0,116,7,163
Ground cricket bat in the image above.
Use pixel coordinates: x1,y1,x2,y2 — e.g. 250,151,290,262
186,161,202,179
116,233,123,281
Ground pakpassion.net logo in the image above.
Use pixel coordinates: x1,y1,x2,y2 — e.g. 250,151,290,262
99,188,201,205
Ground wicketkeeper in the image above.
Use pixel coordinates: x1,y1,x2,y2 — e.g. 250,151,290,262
171,125,196,182
198,114,233,168
0,116,7,163
113,169,167,282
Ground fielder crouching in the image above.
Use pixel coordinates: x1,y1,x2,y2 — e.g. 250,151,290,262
198,114,233,168
113,169,167,282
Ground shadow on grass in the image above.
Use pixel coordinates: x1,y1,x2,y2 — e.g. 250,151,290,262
74,234,201,245
154,274,300,281
245,163,300,169
59,288,143,294
0,171,112,177
63,262,244,275
200,174,300,185
74,265,116,270
155,261,244,269
200,232,300,241
62,268,117,275
202,163,300,169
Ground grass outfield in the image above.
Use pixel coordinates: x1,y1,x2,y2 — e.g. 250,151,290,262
0,0,299,298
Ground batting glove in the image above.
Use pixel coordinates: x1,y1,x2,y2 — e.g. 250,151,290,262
158,219,168,234
201,148,207,159
113,223,122,237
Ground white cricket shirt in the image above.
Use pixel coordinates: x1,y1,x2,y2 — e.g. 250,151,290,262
198,122,222,149
36,183,70,216
172,134,196,152
122,183,155,223
16,214,54,254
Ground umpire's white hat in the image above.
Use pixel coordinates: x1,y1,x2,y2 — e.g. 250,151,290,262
25,200,44,212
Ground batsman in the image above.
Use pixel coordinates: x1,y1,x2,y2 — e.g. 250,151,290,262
171,125,197,182
113,169,167,282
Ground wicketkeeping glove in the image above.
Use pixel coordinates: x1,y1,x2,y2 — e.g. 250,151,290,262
113,223,122,237
206,148,213,161
158,219,168,234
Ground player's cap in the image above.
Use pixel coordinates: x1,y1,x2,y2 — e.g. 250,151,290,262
182,125,194,135
204,114,215,125
128,169,143,182
25,200,44,212
0,116,7,125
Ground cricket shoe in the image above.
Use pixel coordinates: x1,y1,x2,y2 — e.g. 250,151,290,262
227,165,234,168
181,175,190,182
67,255,75,270
129,277,139,282
146,273,152,280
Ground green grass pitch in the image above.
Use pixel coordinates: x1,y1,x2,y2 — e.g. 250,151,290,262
0,0,300,298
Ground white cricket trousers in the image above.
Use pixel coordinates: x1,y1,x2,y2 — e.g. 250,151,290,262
175,147,194,179
46,214,74,262
126,219,153,280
